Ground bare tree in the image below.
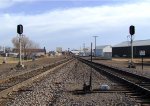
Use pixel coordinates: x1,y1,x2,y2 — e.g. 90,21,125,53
22,36,30,49
12,35,40,55
12,36,20,49
5,46,12,53
27,40,39,49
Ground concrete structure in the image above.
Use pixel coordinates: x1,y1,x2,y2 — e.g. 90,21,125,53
56,47,62,53
79,47,94,56
112,39,150,57
8,53,18,57
71,50,80,55
55,52,62,56
70,48,94,56
49,51,55,56
94,45,112,59
0,46,12,56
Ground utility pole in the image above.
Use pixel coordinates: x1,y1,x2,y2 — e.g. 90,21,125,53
83,43,85,56
93,36,98,57
91,42,92,62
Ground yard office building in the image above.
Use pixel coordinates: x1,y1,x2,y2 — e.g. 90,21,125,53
112,40,150,58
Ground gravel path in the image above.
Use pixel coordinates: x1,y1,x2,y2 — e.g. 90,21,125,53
3,59,140,106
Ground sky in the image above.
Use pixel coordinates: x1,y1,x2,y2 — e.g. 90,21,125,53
0,0,150,51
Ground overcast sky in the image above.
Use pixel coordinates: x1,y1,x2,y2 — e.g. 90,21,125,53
0,0,150,51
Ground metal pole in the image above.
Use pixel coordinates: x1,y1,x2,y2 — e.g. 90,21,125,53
91,42,92,62
3,46,6,63
83,43,85,56
95,37,96,57
142,56,143,70
131,35,133,63
19,34,22,66
89,42,92,90
93,36,98,57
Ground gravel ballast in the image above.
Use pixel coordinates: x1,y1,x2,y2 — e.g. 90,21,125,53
3,60,140,106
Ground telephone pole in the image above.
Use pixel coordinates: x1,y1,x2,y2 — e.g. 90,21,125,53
83,43,85,56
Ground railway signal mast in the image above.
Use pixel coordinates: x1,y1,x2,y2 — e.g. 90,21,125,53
128,25,136,68
17,24,24,67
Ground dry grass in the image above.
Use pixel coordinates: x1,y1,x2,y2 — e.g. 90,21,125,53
0,56,18,64
93,57,150,77
0,55,63,64
112,57,150,63
0,56,33,64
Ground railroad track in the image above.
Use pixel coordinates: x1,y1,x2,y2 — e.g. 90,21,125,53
0,57,73,102
53,60,139,106
77,57,150,105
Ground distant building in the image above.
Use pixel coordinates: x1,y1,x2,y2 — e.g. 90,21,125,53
12,48,45,58
112,39,150,57
49,51,55,56
8,53,18,58
56,47,62,53
71,49,80,55
94,45,112,59
79,47,93,56
0,46,13,56
55,47,62,56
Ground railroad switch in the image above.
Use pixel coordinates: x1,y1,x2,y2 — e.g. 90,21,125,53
83,83,92,93
16,63,25,69
82,71,92,93
128,62,136,68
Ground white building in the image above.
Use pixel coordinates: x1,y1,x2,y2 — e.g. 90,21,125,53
79,47,94,56
95,45,112,59
56,47,62,53
71,50,80,55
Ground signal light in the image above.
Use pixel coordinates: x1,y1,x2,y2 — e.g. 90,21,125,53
129,25,135,35
17,24,23,34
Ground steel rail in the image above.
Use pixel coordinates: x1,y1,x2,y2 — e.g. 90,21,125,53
0,58,73,102
77,57,150,100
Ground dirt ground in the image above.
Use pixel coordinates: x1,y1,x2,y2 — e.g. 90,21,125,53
0,56,66,79
82,57,150,78
0,56,149,79
94,58,150,77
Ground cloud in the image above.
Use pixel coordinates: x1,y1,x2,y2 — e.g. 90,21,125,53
0,0,150,50
0,0,14,9
0,0,37,9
